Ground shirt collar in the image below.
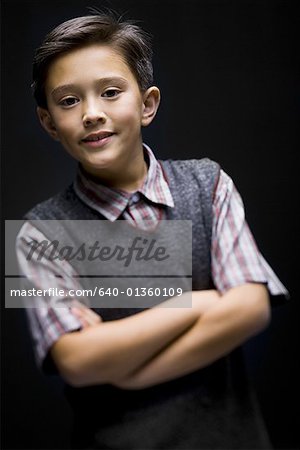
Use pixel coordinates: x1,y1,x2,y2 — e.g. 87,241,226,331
73,144,174,221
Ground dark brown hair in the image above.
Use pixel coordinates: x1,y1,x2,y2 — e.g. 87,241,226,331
32,11,154,108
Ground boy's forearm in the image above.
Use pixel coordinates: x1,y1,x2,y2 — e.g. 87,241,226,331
114,283,271,389
51,291,211,386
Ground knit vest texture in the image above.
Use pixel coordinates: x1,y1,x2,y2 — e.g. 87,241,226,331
24,158,271,449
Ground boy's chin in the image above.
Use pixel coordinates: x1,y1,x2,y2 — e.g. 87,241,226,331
81,159,117,175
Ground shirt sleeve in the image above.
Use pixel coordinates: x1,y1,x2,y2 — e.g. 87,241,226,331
211,169,289,298
16,222,85,371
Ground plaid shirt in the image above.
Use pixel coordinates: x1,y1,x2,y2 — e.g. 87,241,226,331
16,145,288,367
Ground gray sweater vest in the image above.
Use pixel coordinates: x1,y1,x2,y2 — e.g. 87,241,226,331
24,158,271,449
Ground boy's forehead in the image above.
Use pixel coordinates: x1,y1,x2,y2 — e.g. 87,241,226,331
45,44,136,91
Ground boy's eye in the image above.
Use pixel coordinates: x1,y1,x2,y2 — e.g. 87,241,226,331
59,97,79,107
102,89,121,98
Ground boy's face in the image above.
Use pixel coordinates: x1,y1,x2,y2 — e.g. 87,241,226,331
38,44,159,178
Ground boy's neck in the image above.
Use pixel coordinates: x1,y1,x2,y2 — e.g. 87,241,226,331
81,151,148,192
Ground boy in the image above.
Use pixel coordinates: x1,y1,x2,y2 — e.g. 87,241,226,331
16,11,288,450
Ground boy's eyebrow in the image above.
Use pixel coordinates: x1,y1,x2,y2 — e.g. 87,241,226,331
50,77,129,97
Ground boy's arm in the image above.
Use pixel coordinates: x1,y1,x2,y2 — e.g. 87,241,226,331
113,283,270,389
50,290,220,387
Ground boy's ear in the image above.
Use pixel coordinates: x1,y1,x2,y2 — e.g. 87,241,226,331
141,87,160,127
37,107,60,141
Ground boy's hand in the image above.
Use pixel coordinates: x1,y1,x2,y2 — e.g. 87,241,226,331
71,300,102,330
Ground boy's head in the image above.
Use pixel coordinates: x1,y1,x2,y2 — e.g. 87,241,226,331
32,11,160,183
32,12,154,109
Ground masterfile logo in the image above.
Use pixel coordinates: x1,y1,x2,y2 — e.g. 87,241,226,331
5,220,193,309
26,236,170,267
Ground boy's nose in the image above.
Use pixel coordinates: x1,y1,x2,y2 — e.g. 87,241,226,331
82,105,106,127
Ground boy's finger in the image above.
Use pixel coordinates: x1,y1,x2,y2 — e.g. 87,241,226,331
71,300,103,322
72,308,97,328
83,308,103,323
71,305,102,326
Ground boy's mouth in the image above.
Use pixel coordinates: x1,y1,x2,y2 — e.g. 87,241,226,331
82,131,115,142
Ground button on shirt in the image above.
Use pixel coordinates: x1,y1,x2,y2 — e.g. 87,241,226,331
16,144,288,368
129,193,140,205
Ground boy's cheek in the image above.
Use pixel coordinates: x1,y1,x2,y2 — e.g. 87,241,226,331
53,118,78,138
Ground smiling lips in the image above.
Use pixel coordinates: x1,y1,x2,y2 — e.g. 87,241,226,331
81,131,115,148
82,131,114,142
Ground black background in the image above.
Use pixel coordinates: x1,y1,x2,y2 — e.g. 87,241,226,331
1,0,299,449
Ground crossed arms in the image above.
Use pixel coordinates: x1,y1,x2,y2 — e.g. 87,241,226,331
50,283,270,389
